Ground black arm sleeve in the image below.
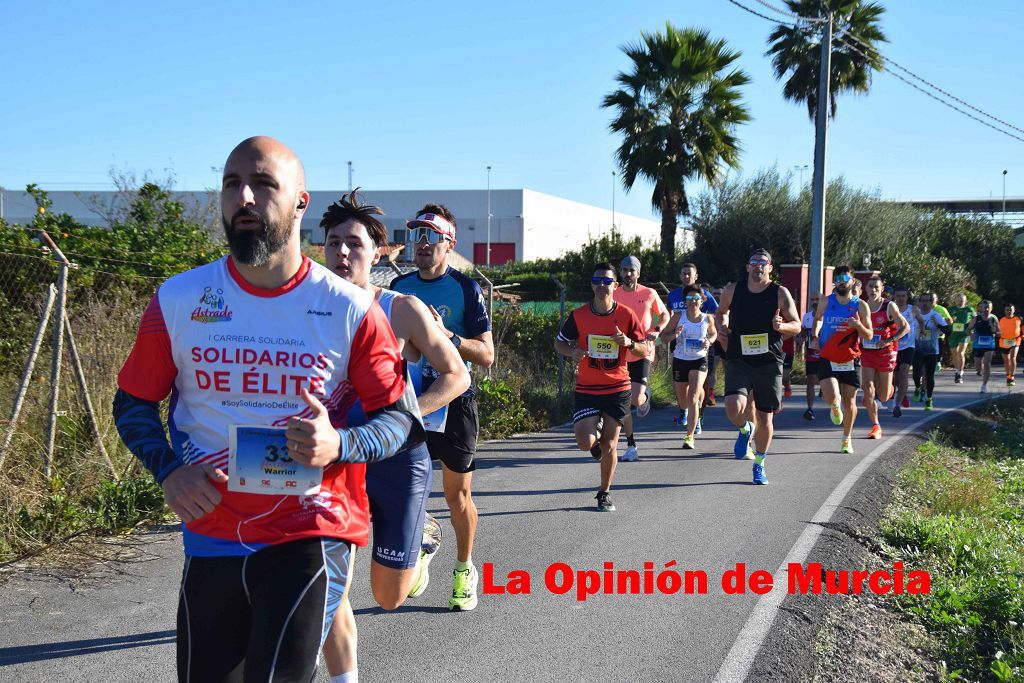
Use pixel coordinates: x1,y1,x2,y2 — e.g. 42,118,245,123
112,388,182,484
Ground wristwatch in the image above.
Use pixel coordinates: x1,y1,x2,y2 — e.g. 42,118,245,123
450,333,462,349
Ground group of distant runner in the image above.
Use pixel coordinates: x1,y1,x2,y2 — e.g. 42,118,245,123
111,136,1024,682
555,250,1024,499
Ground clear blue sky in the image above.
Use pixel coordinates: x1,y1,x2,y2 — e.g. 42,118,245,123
1,0,1020,221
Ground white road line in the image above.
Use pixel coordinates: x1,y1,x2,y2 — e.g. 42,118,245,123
712,394,988,683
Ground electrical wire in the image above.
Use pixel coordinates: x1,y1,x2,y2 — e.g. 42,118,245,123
834,35,1024,144
750,0,826,23
841,31,1024,136
723,0,1024,144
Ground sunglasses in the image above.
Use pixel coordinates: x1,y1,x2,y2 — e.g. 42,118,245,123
834,274,853,284
409,227,451,244
591,276,616,286
749,258,770,266
684,295,702,302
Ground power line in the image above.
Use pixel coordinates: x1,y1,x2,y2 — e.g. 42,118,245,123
834,36,1024,144
724,0,799,26
750,0,825,23
722,0,1024,144
841,31,1024,136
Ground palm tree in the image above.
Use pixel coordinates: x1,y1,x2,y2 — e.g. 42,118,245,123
766,0,887,120
603,23,751,260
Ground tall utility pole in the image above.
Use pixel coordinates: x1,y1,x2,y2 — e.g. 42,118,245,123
808,11,833,296
347,161,353,192
1003,170,1008,214
486,166,492,266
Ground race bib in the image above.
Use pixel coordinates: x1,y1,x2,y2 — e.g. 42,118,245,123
1001,337,1018,349
588,334,619,359
830,361,855,372
952,322,965,333
422,405,449,433
410,360,449,433
974,335,995,349
740,333,769,356
862,334,881,350
228,426,322,496
919,330,934,341
684,337,705,353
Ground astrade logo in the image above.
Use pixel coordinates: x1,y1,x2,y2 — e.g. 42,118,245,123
191,286,233,323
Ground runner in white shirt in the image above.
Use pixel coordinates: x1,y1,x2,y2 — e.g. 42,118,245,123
666,285,718,449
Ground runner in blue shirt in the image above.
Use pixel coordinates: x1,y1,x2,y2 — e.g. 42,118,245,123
392,204,494,612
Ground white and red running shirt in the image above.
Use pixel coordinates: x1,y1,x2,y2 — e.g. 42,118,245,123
118,255,405,556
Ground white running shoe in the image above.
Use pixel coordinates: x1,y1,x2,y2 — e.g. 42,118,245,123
980,383,988,394
619,445,639,462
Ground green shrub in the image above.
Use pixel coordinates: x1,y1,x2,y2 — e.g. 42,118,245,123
476,378,541,439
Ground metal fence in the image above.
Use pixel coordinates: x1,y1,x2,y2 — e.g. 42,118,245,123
0,234,159,486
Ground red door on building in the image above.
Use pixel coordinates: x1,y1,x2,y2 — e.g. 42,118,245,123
474,243,515,265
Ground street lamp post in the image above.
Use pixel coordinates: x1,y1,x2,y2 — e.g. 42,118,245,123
348,161,354,192
1003,170,1008,214
486,165,492,266
794,164,809,189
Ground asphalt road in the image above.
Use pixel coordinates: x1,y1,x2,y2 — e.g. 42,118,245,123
0,376,998,682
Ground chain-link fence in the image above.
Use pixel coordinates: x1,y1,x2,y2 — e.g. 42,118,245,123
0,234,166,558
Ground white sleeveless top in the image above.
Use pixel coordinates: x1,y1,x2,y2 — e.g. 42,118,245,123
377,287,399,323
674,313,710,360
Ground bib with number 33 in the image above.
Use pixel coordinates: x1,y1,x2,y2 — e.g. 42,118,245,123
228,425,322,496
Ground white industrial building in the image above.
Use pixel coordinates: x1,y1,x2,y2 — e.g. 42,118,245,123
0,188,673,265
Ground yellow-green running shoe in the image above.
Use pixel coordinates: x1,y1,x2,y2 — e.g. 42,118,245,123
841,438,854,454
407,514,443,599
682,435,695,450
450,563,479,612
830,403,844,426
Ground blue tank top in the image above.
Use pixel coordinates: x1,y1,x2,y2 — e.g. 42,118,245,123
819,293,860,348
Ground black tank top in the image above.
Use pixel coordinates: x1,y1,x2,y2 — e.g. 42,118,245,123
974,315,996,337
727,279,783,364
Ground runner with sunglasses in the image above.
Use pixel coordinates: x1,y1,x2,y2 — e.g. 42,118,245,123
715,249,801,484
664,262,719,430
665,285,717,449
809,266,873,454
556,264,650,511
392,205,494,612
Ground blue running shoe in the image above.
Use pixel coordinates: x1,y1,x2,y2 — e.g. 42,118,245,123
694,417,702,435
733,421,753,459
752,462,768,485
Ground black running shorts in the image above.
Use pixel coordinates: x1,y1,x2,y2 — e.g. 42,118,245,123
817,358,862,389
425,394,479,474
627,359,651,386
672,357,708,381
177,537,352,682
724,359,782,413
897,347,916,365
572,390,631,425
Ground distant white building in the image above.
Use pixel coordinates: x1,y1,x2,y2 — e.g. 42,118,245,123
0,188,676,265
